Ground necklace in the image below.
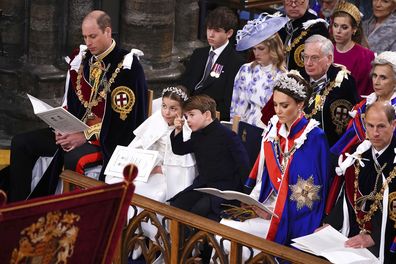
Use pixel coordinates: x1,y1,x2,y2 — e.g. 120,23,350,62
76,59,124,122
273,139,297,174
353,159,396,234
285,30,308,52
304,81,336,119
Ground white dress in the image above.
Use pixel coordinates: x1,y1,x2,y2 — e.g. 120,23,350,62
105,110,197,246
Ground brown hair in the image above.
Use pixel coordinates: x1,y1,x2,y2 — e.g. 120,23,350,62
84,10,111,32
332,11,367,47
206,7,238,32
183,95,217,119
251,33,286,71
366,101,396,124
273,73,312,106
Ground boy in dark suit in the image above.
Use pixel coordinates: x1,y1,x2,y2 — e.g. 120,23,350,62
170,95,249,221
181,7,245,121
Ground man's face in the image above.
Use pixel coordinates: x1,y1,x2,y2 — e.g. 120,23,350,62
82,18,112,55
206,28,233,49
365,108,395,151
321,0,339,18
303,42,332,80
284,0,309,19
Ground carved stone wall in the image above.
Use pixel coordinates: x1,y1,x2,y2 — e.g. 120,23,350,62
0,0,203,147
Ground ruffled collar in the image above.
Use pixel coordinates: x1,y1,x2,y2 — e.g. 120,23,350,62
265,115,319,150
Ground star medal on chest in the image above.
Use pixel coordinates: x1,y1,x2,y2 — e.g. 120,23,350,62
289,175,321,210
210,63,223,78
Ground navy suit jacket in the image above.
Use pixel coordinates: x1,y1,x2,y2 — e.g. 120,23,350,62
181,43,245,121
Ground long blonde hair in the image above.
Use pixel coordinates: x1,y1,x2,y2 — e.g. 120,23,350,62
251,33,286,71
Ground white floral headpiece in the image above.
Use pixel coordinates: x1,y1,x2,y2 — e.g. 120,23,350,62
162,86,188,101
275,71,307,99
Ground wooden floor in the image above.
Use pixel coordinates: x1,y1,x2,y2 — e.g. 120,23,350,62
0,149,10,170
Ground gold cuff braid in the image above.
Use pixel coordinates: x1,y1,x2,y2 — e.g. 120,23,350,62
84,123,101,140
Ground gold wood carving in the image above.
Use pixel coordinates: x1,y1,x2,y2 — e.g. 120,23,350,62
10,211,80,264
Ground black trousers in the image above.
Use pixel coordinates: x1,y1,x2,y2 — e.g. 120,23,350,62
8,128,101,202
170,190,220,222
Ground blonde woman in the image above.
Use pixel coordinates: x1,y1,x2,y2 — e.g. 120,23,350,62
230,13,287,128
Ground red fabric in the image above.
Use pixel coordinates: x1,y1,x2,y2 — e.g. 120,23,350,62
75,151,103,175
69,70,106,119
0,165,138,264
260,96,275,126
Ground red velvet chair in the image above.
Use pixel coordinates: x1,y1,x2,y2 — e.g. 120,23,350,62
0,164,137,264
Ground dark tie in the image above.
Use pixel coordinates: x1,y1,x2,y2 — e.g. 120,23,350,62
195,51,216,90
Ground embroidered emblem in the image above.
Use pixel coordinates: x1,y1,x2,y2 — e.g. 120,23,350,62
330,99,353,135
389,192,396,228
289,175,321,210
111,86,135,120
11,211,80,263
294,44,305,68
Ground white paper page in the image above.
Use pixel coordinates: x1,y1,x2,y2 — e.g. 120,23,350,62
27,93,89,134
27,93,54,113
105,146,159,182
194,187,277,217
36,107,89,134
292,226,379,264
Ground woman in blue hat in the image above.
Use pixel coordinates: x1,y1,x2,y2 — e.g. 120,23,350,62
230,13,287,129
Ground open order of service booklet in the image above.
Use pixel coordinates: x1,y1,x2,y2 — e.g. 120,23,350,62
27,94,89,134
194,187,277,218
291,225,380,264
104,145,158,183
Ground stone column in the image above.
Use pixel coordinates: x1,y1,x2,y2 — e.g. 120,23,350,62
120,0,176,69
0,0,25,63
28,0,60,64
174,0,204,61
66,0,94,54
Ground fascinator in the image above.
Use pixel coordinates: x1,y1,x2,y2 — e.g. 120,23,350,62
236,12,288,51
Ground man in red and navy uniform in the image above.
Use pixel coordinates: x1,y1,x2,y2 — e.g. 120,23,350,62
8,10,147,202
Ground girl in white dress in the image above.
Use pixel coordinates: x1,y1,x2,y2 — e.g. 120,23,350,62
105,86,196,261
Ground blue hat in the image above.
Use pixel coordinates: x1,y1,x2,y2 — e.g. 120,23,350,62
236,12,289,51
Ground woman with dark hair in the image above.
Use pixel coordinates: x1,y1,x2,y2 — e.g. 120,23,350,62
332,1,375,97
216,71,330,261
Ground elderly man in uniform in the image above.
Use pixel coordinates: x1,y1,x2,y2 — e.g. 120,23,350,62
303,34,357,147
7,10,148,202
323,102,396,263
279,0,329,76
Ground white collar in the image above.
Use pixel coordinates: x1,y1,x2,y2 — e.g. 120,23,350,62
310,73,327,83
210,40,229,56
372,143,391,157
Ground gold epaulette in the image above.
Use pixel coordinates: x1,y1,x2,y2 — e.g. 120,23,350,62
84,123,102,140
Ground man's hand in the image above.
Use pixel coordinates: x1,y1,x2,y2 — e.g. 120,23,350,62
173,113,185,136
55,131,87,152
345,233,375,249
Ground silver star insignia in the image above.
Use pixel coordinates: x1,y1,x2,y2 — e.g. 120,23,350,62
289,175,321,210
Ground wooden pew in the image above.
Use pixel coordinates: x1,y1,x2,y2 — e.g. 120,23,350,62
61,170,330,264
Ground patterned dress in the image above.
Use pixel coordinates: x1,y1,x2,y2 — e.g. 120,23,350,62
231,62,282,128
